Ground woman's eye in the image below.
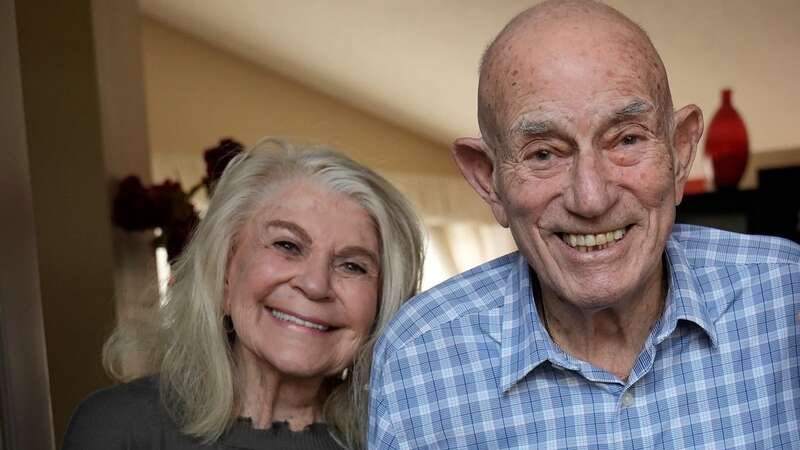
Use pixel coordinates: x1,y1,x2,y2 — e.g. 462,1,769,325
341,262,367,274
273,240,300,254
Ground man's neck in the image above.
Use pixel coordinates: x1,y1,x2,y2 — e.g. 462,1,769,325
537,270,667,381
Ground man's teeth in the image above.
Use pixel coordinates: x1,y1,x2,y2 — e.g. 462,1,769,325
563,228,626,251
270,309,329,331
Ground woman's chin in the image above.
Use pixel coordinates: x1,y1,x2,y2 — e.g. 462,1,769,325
239,343,342,381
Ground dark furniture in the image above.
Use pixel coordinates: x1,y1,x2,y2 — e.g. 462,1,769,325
676,166,800,244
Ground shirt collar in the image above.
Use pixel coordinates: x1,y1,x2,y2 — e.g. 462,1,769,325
657,234,719,347
499,234,719,392
499,253,554,392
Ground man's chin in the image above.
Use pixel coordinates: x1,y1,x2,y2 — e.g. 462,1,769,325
562,291,631,312
545,272,641,311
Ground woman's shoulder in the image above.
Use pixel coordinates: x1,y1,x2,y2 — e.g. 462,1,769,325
69,375,161,423
62,376,164,449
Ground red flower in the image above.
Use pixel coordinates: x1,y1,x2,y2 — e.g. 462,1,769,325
112,137,241,262
112,177,199,260
112,176,159,231
203,138,243,191
149,180,199,261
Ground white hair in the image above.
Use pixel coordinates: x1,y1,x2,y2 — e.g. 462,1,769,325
104,138,424,449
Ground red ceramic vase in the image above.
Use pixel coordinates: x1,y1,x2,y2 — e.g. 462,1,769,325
704,89,749,189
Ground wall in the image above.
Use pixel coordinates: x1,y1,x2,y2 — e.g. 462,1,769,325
15,0,116,444
0,0,55,447
141,18,462,196
6,1,155,446
138,0,800,190
607,0,800,184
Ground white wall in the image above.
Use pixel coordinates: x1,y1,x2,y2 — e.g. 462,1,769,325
609,0,800,180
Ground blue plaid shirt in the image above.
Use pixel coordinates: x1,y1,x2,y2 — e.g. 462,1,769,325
369,225,800,449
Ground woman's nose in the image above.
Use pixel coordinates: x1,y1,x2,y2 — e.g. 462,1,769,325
291,256,332,301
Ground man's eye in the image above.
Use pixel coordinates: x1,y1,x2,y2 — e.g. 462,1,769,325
274,241,300,253
341,262,367,274
533,150,552,161
620,134,642,146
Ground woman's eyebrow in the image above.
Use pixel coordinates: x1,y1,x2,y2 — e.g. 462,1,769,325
338,246,380,267
264,220,311,243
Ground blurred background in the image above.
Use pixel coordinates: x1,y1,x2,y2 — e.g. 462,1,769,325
2,0,799,448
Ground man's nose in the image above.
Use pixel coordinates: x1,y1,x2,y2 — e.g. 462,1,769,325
292,256,332,302
563,150,617,218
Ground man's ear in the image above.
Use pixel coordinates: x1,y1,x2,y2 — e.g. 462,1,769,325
452,137,509,227
670,105,704,205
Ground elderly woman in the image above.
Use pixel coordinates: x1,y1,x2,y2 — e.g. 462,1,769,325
63,139,424,449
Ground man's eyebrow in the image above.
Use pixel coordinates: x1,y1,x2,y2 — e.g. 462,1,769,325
264,220,311,243
614,99,654,119
514,118,553,136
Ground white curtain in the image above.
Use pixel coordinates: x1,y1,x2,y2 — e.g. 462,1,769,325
386,173,517,289
422,222,517,289
171,171,519,291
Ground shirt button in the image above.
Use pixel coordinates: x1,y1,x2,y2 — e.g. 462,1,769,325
621,392,634,407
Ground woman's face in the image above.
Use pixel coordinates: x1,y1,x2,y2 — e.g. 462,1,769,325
225,180,381,380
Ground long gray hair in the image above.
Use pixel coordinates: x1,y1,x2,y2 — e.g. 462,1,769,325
104,138,424,448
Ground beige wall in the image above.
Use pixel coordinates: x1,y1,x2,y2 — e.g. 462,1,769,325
139,0,800,191
6,1,155,446
15,0,117,444
142,17,460,194
1,0,55,447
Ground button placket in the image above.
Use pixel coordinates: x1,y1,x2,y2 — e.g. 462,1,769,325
620,391,634,408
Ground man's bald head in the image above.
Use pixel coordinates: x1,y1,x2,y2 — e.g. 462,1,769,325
477,0,673,151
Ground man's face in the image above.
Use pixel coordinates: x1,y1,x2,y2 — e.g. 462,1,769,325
489,25,680,310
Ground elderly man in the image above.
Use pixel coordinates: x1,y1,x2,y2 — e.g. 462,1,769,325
369,1,799,448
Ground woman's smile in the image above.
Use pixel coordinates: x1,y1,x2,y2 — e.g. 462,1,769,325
267,307,333,333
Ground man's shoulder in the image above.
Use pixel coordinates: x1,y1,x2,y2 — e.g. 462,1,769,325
671,224,800,267
376,252,519,355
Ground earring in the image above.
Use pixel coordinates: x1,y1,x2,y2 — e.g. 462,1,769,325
223,314,235,334
339,367,350,381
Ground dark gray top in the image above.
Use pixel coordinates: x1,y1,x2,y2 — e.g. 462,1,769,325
62,376,345,450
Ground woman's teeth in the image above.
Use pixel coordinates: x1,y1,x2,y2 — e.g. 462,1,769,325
561,227,626,252
270,309,329,331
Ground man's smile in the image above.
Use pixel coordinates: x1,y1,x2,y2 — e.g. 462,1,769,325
558,225,631,252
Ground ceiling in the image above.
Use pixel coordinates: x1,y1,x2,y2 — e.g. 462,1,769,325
139,0,800,156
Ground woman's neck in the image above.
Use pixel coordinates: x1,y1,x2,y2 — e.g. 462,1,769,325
233,342,327,431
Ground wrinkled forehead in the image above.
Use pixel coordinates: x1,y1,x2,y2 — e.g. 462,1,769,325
481,16,668,140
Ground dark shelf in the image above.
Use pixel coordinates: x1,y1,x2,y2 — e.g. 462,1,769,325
676,189,759,234
676,166,800,244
